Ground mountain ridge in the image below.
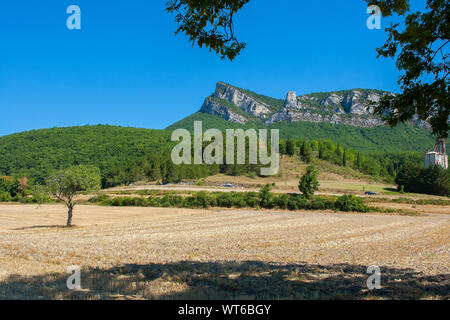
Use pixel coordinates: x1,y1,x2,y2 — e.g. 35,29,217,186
194,81,429,129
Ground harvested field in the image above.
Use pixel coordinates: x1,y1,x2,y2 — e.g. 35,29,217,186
0,204,448,300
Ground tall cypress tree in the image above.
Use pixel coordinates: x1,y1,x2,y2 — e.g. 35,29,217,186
357,152,361,170
318,145,324,160
302,143,313,164
286,138,295,156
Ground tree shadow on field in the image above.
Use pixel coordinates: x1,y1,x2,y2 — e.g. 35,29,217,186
1,261,448,300
12,225,68,231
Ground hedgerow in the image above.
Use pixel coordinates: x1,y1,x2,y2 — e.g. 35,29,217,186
91,189,371,213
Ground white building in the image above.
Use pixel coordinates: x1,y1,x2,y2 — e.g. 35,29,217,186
425,139,448,169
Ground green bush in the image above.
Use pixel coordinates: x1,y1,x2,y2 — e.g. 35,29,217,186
217,193,234,208
309,198,335,210
335,195,368,212
88,194,110,203
188,191,213,208
275,194,290,209
287,196,299,210
244,192,259,207
13,194,23,202
247,171,257,179
259,184,274,208
0,192,12,202
19,194,54,204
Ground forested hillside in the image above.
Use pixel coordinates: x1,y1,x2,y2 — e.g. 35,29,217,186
167,112,439,153
0,125,171,183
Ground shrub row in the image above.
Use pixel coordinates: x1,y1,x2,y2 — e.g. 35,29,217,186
0,191,54,204
91,192,369,212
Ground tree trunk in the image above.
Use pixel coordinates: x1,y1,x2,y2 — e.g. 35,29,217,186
67,205,73,227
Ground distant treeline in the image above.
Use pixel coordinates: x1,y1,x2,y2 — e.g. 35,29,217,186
101,148,263,188
395,165,449,196
279,138,423,182
101,138,423,188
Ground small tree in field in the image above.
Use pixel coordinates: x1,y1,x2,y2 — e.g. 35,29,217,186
259,183,273,208
299,166,320,199
46,165,101,227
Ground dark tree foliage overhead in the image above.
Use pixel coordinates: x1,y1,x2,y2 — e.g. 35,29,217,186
166,0,250,60
366,0,449,138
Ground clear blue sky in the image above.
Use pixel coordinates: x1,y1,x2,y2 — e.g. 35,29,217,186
0,0,426,136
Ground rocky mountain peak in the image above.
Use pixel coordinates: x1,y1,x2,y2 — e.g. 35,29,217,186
213,82,271,119
197,82,430,130
284,91,298,108
200,96,248,124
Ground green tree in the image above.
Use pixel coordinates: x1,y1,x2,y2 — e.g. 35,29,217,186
286,138,295,156
335,144,342,157
259,184,273,208
318,145,324,160
299,166,320,199
395,164,449,196
166,0,250,60
334,144,343,165
46,165,101,227
279,140,287,155
356,152,362,169
366,0,449,138
300,142,313,164
343,149,347,167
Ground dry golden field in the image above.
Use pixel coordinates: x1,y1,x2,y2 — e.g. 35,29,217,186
0,203,449,300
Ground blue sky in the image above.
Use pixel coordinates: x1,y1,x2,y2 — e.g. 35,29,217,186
0,0,426,136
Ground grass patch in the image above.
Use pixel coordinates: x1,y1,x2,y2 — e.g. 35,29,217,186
365,197,450,206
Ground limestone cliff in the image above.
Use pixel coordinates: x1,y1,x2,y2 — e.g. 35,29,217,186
198,82,429,129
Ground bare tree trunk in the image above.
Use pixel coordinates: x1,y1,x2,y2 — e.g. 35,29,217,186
67,205,73,227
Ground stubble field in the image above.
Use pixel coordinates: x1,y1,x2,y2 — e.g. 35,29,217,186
0,204,448,300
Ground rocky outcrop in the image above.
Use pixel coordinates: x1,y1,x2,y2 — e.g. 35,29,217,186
341,91,366,114
284,91,298,108
263,89,386,127
321,94,343,106
264,109,384,127
214,82,271,119
200,97,248,124
318,90,383,115
284,91,307,110
198,82,429,130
